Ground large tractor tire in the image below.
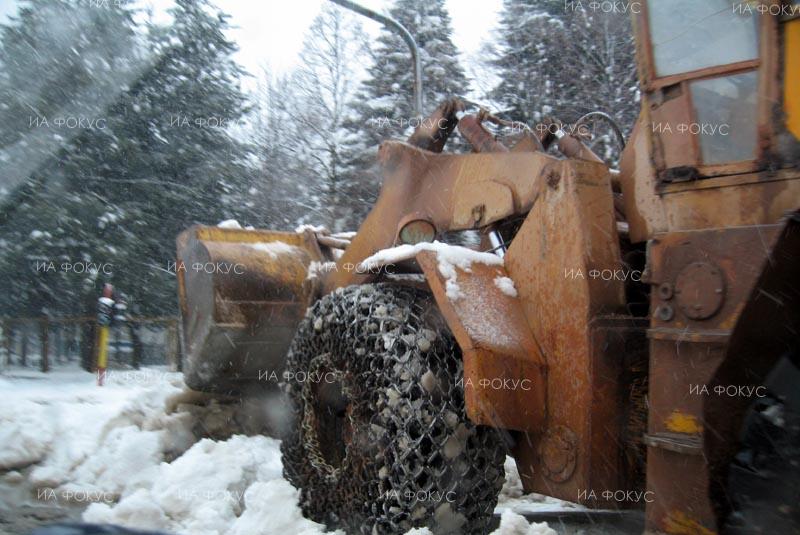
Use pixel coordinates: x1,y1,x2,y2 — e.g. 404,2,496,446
280,284,506,534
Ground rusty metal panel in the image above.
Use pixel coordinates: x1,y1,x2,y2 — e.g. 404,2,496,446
646,339,723,535
590,317,650,505
502,158,633,505
619,116,669,243
510,131,545,153
646,226,782,337
619,110,800,244
452,181,515,229
511,317,648,509
659,172,800,232
416,251,546,432
325,143,559,292
643,224,783,534
176,226,323,392
648,83,697,171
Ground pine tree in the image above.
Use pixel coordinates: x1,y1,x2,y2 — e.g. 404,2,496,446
489,0,639,154
0,0,139,163
69,0,257,316
489,1,565,126
0,0,142,317
337,0,469,229
0,0,257,318
350,0,468,145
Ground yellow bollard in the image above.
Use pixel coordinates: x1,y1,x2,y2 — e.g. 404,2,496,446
96,283,115,386
96,325,110,386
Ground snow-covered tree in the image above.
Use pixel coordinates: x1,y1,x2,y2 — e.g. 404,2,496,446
248,6,371,232
490,0,639,145
288,4,369,231
78,0,258,316
320,0,470,229
0,0,142,195
0,0,257,318
249,67,325,230
0,0,142,318
349,0,469,149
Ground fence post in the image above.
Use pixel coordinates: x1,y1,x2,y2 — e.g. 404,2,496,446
21,325,28,367
3,320,12,367
40,319,49,373
129,321,143,370
73,322,80,364
81,321,95,372
54,324,63,364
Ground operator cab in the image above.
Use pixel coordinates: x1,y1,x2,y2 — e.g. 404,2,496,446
632,0,799,184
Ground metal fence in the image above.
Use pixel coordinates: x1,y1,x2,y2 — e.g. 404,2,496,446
0,317,181,372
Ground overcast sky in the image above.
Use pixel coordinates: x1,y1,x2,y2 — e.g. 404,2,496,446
0,0,502,91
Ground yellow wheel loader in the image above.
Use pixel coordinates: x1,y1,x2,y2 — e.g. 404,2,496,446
176,1,800,533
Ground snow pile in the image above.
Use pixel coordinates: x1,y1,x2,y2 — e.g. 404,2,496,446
492,510,557,535
83,436,335,535
228,480,333,535
494,276,518,298
497,456,584,516
24,369,189,496
0,395,55,470
0,368,562,535
359,241,504,301
0,368,333,535
0,368,182,474
85,443,560,535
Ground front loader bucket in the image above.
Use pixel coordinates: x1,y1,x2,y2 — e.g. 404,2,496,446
176,225,324,393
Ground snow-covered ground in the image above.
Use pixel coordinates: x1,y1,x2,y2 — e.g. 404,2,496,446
0,366,567,535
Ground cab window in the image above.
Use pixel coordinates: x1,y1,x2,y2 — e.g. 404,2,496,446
648,0,759,77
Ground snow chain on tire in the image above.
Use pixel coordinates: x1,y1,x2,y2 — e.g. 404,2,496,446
301,354,349,482
281,284,506,535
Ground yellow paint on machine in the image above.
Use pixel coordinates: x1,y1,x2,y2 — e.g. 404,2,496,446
663,510,717,535
665,410,703,434
786,18,800,139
